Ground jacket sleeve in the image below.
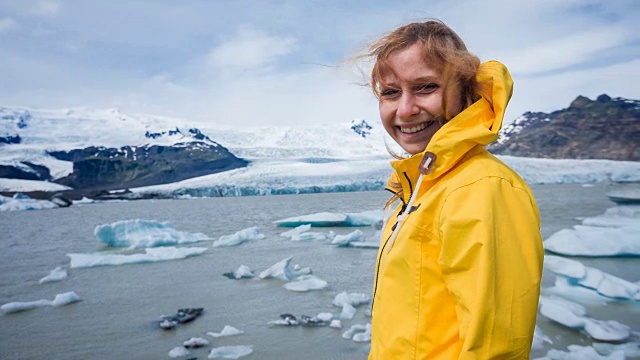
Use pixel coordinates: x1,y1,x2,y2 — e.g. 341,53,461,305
438,177,544,359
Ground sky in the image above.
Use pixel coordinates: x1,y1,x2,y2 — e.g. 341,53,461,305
0,0,638,127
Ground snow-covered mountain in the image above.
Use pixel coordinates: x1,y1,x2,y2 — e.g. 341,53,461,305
1,105,640,199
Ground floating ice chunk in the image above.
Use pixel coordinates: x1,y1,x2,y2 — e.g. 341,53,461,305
207,325,244,338
546,277,612,304
593,342,640,358
333,292,370,319
268,314,299,326
223,265,254,280
51,291,81,307
316,312,333,322
273,210,383,227
290,231,335,241
539,296,630,341
94,219,209,248
1,299,52,313
582,205,640,228
184,337,209,348
212,226,264,247
280,224,311,238
259,256,311,281
342,323,371,342
73,197,95,205
331,230,365,247
0,194,58,211
544,255,640,300
544,225,640,256
39,266,68,284
274,212,348,227
208,345,253,359
168,346,190,358
2,291,80,313
534,345,625,360
532,325,553,351
330,319,342,329
67,247,207,268
283,275,327,292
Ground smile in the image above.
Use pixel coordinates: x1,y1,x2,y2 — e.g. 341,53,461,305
399,122,429,134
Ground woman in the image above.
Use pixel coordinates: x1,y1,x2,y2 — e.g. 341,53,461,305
368,20,544,359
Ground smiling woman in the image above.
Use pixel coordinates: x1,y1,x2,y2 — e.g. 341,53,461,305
366,20,544,359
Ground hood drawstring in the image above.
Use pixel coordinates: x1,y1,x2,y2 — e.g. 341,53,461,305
385,156,432,253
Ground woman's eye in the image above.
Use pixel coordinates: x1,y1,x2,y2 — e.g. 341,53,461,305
416,83,438,93
380,89,400,97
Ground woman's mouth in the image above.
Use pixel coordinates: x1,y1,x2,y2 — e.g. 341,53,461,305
399,122,432,134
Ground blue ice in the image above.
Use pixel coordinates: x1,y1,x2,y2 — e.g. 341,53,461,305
94,219,210,248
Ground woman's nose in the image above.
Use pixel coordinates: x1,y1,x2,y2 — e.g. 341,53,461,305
396,93,419,120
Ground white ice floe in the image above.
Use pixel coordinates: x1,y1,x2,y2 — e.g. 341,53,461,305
67,247,207,268
582,205,640,228
208,345,253,359
333,292,370,320
331,230,365,247
330,319,342,329
534,345,626,360
538,296,630,341
207,325,244,338
258,256,312,281
290,231,335,242
283,275,328,292
544,225,640,257
316,312,333,322
593,342,640,358
183,337,209,348
168,346,191,358
224,265,255,280
279,224,311,238
212,226,265,247
1,291,80,313
0,194,58,211
544,255,640,300
38,266,68,284
342,323,372,342
94,219,209,248
273,210,383,227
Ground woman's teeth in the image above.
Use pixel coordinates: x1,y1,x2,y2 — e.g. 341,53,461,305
400,123,427,134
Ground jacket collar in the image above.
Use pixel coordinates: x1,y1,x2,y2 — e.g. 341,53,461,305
388,61,513,201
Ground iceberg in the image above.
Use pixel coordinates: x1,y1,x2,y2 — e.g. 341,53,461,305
94,219,210,248
212,226,265,247
333,292,370,320
1,291,80,313
207,325,244,338
544,225,640,256
223,265,255,280
0,194,58,211
38,266,68,284
208,345,253,359
290,231,335,241
258,256,312,281
67,246,207,268
331,229,365,247
342,323,371,342
534,345,626,360
183,337,209,348
168,347,191,358
273,210,383,227
538,296,630,341
582,205,640,228
544,255,640,300
283,275,328,292
279,224,311,238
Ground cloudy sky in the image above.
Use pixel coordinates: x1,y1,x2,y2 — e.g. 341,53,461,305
0,0,638,127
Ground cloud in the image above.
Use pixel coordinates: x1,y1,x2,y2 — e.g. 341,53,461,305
30,0,61,18
495,24,636,76
0,17,19,34
206,26,296,72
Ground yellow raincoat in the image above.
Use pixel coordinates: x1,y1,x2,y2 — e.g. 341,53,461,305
369,61,544,359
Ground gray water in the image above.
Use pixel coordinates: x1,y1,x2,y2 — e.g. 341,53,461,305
0,183,638,360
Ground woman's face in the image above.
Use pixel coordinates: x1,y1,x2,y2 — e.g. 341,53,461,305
378,43,462,155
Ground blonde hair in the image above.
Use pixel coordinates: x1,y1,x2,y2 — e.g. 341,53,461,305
369,19,481,207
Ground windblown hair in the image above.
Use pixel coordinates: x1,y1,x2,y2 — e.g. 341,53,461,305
368,20,481,208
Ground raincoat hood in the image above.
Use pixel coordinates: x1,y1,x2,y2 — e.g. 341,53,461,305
388,61,513,200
